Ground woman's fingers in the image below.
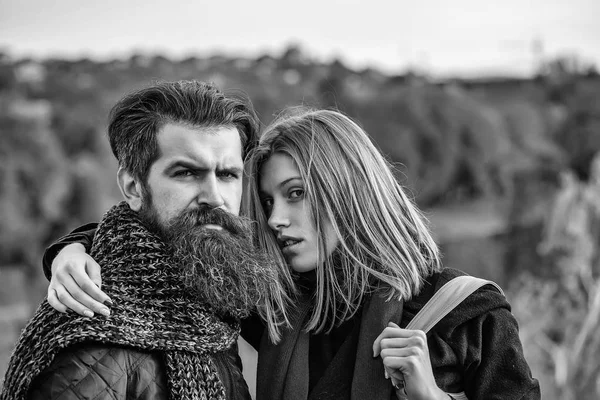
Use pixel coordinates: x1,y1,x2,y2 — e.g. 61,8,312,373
85,256,104,291
381,347,426,374
377,322,444,399
387,366,405,382
47,243,112,317
71,259,112,306
381,331,427,349
50,284,95,317
47,288,67,313
62,275,110,317
373,323,425,357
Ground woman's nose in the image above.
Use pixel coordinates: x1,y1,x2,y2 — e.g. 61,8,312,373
267,202,290,231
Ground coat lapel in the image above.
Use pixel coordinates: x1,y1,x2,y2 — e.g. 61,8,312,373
256,295,312,400
257,293,404,400
307,320,360,400
351,294,404,400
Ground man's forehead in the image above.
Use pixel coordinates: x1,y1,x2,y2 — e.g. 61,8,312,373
158,122,240,139
156,123,243,161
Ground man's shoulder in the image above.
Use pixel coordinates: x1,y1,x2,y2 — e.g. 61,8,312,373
48,342,162,369
29,343,168,400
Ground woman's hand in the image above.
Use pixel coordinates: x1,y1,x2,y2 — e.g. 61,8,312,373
373,322,448,400
47,243,112,317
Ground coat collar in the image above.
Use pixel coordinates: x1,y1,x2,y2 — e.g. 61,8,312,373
256,294,312,400
351,293,404,400
256,292,404,400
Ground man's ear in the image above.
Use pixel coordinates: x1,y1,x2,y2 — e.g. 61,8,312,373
117,167,144,211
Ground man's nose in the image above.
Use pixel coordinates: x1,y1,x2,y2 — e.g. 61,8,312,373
196,175,225,209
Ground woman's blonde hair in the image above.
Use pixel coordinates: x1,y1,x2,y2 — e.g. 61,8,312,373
245,108,442,334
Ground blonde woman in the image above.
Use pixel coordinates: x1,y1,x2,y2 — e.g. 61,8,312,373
42,108,540,399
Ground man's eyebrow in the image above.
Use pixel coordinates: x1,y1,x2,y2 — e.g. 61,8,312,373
219,165,243,174
164,160,206,172
164,160,243,174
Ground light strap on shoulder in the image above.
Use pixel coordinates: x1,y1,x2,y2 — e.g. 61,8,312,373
394,276,503,400
406,275,504,333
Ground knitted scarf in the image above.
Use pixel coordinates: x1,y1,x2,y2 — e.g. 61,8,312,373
1,202,240,400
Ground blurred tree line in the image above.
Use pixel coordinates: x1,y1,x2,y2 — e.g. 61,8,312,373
1,45,600,397
2,45,599,279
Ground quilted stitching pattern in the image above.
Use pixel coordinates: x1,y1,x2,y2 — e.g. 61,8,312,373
28,344,168,400
3,203,239,400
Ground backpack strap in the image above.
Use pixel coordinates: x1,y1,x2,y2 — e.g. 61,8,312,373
394,276,504,400
447,393,469,400
405,275,504,333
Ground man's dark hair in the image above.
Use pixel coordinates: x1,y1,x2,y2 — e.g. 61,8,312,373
108,80,259,182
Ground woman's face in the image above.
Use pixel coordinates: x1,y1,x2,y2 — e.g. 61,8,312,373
259,153,339,273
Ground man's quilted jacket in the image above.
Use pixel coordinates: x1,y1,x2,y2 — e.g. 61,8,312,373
27,342,251,400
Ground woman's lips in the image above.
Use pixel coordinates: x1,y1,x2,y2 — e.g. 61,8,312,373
281,239,302,254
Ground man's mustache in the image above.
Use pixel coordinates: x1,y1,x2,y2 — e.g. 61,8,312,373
168,207,251,236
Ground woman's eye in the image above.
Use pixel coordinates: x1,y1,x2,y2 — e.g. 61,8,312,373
289,189,304,199
261,198,273,214
262,198,273,208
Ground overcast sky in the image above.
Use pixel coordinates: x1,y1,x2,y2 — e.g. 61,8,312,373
1,0,598,77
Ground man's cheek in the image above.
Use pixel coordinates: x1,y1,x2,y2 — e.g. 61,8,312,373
156,192,183,220
228,186,244,216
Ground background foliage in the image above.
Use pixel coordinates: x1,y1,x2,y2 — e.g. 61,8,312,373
1,46,599,398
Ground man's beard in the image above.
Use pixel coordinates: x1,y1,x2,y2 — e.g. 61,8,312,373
139,198,279,320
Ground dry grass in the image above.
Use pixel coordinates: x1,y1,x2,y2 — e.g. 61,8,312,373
511,275,600,400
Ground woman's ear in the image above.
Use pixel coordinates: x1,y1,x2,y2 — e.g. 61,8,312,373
117,167,144,211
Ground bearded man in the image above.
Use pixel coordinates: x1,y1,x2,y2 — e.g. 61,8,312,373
1,80,288,400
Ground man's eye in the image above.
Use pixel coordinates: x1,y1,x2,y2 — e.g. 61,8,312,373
174,170,194,177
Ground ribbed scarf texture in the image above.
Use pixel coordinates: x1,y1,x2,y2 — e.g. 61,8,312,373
1,202,240,400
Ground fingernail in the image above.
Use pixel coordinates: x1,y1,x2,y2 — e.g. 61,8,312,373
384,369,389,379
66,309,75,314
103,299,114,307
83,310,94,318
99,307,111,317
